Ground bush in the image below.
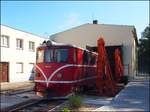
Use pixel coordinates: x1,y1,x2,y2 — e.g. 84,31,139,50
69,95,82,108
62,107,70,112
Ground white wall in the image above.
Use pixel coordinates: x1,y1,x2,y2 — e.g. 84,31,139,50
51,24,137,79
0,25,47,82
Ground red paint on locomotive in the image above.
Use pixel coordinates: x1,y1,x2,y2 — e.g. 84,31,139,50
34,44,98,98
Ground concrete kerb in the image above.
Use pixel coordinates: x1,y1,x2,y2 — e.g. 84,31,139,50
0,81,35,92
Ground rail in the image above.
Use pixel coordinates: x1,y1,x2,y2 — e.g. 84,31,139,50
8,99,43,112
7,99,66,112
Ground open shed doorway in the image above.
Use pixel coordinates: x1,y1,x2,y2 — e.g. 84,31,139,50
86,45,123,76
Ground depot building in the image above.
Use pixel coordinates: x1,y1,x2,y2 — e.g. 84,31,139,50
50,20,138,80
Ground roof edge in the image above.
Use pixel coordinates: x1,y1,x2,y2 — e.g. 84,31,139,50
88,23,135,28
1,24,48,39
50,23,89,38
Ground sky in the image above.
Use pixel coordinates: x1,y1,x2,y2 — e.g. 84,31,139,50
1,1,149,39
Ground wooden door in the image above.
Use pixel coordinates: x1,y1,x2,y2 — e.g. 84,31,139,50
0,62,9,82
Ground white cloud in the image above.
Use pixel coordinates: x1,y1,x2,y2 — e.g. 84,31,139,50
58,12,82,31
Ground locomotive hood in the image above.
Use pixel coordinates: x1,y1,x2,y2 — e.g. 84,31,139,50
34,63,66,82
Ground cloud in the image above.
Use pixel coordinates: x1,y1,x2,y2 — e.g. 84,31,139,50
58,12,82,31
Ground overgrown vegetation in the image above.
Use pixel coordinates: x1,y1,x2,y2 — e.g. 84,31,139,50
69,95,83,108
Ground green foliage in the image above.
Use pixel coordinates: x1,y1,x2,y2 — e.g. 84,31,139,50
62,107,71,112
139,26,150,55
138,25,150,74
69,95,83,108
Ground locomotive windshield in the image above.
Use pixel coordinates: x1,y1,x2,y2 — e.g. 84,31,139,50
37,50,44,63
37,49,69,63
54,49,68,62
45,49,54,62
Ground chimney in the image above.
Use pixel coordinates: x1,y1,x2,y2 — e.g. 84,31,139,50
93,20,98,24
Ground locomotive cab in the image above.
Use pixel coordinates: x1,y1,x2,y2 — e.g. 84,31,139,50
34,41,97,98
34,43,77,98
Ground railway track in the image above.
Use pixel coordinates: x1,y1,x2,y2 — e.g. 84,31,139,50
1,87,67,112
8,99,66,112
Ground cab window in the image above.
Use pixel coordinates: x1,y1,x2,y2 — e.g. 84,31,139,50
55,49,68,62
45,49,54,62
37,50,44,63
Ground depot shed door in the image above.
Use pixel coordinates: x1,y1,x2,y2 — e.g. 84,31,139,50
0,62,9,82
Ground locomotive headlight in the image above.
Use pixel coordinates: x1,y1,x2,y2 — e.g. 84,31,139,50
57,73,62,78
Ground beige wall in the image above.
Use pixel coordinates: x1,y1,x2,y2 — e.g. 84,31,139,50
50,24,137,79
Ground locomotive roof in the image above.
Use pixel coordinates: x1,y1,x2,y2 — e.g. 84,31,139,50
38,40,98,55
38,41,74,47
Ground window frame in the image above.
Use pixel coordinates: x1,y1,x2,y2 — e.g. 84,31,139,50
16,62,23,73
83,51,88,65
54,49,69,63
29,41,35,51
1,35,9,48
73,49,77,64
36,49,44,63
44,49,54,63
16,38,23,50
90,54,96,65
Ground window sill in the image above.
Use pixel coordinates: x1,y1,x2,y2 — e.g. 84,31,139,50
16,48,23,50
29,49,35,52
1,46,9,48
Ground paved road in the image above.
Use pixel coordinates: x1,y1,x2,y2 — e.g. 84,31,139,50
95,79,150,111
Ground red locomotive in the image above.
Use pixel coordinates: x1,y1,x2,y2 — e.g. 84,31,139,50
34,41,98,98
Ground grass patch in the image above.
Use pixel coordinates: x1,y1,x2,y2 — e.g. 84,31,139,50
69,95,83,108
62,107,71,112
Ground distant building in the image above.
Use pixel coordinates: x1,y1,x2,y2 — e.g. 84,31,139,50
50,21,138,80
0,25,47,82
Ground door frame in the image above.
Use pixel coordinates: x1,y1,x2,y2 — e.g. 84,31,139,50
0,62,9,82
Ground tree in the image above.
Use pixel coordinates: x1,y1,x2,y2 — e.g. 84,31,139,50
138,25,150,74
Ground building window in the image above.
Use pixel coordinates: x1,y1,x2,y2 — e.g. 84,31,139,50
16,62,23,73
16,39,23,49
29,41,35,51
29,63,34,73
1,35,9,47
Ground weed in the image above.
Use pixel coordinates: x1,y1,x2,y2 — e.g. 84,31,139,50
62,107,71,112
69,95,83,108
